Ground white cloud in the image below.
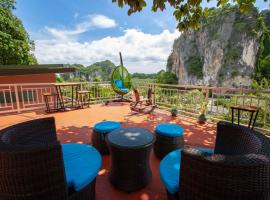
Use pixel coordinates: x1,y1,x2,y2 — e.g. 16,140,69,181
35,29,180,73
45,14,117,41
89,15,117,28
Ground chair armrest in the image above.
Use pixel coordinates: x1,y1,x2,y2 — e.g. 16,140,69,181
0,117,58,146
179,148,270,199
214,121,261,155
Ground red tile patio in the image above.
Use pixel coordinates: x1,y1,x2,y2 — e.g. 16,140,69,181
0,102,216,200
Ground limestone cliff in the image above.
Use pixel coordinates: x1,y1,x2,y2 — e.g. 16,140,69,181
168,6,264,87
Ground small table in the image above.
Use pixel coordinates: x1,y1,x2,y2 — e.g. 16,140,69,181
230,105,259,129
54,83,81,109
106,127,155,192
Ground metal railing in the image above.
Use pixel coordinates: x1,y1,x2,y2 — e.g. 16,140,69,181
133,82,270,130
1,81,270,130
0,83,56,114
0,82,119,114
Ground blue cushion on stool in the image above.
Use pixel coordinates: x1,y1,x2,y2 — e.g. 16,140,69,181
160,148,213,194
94,121,121,133
62,144,102,191
156,124,184,137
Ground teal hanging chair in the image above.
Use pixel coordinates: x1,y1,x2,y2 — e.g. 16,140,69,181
111,53,132,96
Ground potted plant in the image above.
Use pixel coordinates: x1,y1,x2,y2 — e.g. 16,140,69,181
198,101,208,124
170,105,178,117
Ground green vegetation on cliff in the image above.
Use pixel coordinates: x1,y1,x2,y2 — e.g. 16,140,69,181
256,10,270,80
185,56,203,79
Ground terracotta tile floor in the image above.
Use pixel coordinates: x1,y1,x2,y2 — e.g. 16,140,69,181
0,102,216,200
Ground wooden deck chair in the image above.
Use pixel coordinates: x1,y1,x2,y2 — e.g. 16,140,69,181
130,87,156,114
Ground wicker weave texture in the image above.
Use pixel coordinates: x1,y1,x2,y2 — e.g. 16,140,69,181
92,129,110,154
154,133,184,159
0,117,96,200
177,122,270,200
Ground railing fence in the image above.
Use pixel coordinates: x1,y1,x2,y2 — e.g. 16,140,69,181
1,81,270,130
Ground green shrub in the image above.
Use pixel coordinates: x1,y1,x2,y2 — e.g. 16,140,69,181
156,71,178,84
231,69,239,78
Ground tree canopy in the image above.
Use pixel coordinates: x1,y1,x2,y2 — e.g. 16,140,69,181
112,0,270,31
0,0,37,64
156,70,178,84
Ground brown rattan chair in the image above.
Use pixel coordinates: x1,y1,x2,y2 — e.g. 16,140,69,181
161,121,270,200
0,117,99,200
130,87,156,114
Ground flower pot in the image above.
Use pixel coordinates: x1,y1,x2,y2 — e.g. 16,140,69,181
171,108,178,117
197,114,207,124
171,113,177,117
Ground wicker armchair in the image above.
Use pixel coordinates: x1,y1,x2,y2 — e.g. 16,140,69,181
178,122,270,200
161,121,270,200
0,117,99,200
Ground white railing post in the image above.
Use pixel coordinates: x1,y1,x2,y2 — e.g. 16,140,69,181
14,84,21,113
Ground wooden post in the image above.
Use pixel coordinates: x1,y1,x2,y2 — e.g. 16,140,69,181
153,84,156,105
205,87,209,115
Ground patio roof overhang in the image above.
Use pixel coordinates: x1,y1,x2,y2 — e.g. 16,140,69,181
0,64,75,76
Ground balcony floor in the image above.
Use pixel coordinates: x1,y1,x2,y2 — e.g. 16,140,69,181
0,102,216,200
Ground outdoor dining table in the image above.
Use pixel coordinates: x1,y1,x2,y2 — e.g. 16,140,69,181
54,83,82,110
106,127,155,192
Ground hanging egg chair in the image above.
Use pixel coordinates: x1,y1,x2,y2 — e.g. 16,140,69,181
111,52,132,95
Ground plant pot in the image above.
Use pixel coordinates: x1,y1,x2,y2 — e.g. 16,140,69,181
197,114,207,124
171,113,177,117
171,109,178,117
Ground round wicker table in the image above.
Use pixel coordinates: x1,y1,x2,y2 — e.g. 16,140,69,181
106,127,154,192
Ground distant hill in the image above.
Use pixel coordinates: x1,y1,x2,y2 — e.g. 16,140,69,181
59,60,177,84
62,60,116,82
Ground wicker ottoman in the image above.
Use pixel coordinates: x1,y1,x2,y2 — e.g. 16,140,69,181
106,128,154,192
92,121,121,154
154,124,184,159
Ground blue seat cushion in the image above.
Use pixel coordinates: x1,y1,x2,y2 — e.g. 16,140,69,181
160,148,213,194
119,88,129,93
62,144,102,191
94,121,121,133
156,124,184,137
114,79,123,89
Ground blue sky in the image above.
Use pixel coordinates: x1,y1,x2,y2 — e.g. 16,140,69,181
15,0,270,73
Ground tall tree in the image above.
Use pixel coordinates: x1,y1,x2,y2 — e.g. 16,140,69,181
0,0,37,64
112,0,270,31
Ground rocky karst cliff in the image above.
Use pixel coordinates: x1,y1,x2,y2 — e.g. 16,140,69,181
168,6,266,87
